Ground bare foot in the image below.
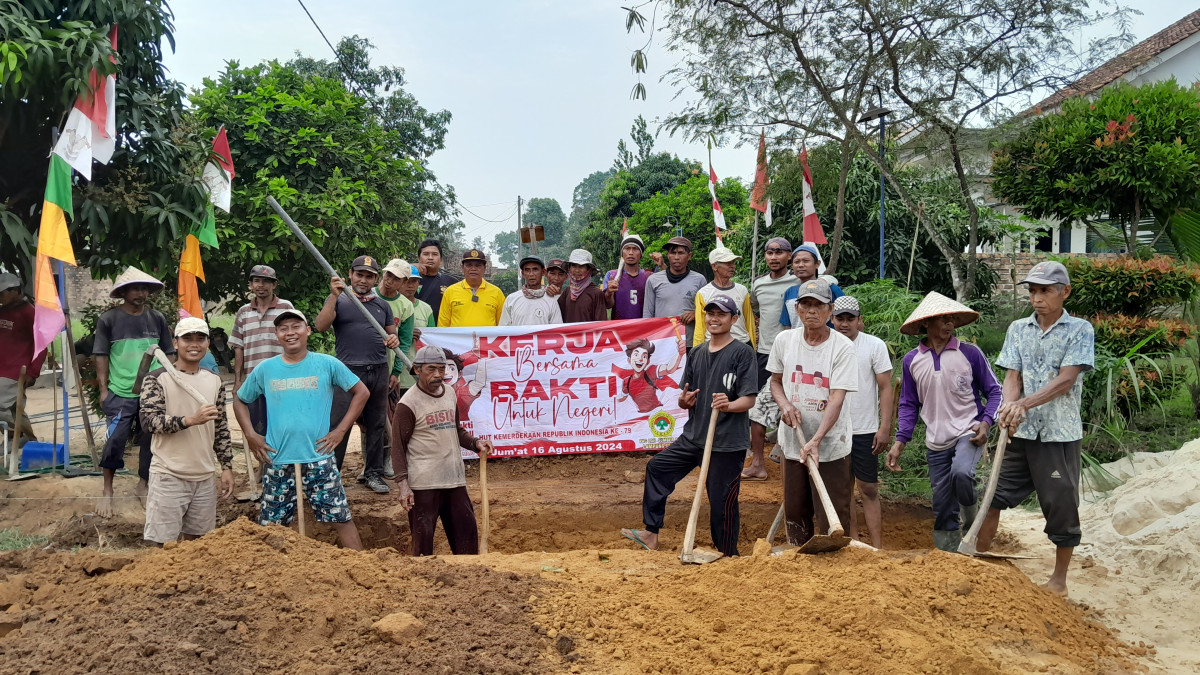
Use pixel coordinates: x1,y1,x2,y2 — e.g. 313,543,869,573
1041,579,1068,597
95,490,114,518
620,528,658,550
133,479,148,506
741,464,768,480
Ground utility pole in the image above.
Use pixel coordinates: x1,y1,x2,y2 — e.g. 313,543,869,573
517,195,523,257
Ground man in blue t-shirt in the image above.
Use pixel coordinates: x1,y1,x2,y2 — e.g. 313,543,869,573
234,309,369,550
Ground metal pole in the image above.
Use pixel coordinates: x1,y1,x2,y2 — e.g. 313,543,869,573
54,261,69,472
58,263,99,465
517,195,523,258
879,117,886,280
750,210,760,282
266,196,412,369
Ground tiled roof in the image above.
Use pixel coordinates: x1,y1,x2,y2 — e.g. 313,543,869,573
1030,9,1200,113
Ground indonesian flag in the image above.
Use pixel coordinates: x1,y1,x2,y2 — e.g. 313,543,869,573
708,147,727,232
621,217,628,238
31,155,78,359
51,26,118,181
201,127,235,213
799,146,827,244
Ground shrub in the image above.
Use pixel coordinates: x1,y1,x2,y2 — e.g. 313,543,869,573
1091,313,1195,356
1060,255,1200,317
845,279,984,358
1083,341,1186,424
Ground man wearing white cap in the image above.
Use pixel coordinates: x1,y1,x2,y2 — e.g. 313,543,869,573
603,234,653,320
391,345,495,555
378,258,417,385
693,247,756,348
980,261,1094,596
0,274,45,444
501,255,562,326
138,317,233,544
559,249,607,323
95,267,176,518
768,278,857,546
742,236,795,480
887,292,1002,552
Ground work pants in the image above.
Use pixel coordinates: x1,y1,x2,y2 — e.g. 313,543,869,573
331,363,389,478
642,441,746,557
408,486,479,556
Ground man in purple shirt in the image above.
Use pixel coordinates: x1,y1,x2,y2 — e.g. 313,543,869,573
886,292,1002,552
603,234,653,320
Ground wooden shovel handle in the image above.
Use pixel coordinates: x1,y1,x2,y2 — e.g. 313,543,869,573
792,424,844,538
681,410,720,557
294,463,305,537
962,427,1009,546
480,451,490,554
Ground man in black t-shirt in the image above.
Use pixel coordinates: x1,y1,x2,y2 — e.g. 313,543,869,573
415,239,461,318
620,294,758,556
314,255,399,494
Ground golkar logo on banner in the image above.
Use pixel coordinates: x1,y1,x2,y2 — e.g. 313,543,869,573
413,318,690,458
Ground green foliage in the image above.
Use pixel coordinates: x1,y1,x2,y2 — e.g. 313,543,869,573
491,230,521,269
0,528,47,551
841,278,984,359
615,115,654,171
1083,339,1185,426
992,80,1200,252
1059,255,1200,318
1,0,212,278
491,268,518,296
188,39,452,322
1091,314,1195,356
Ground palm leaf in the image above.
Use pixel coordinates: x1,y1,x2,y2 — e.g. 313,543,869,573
1168,208,1200,264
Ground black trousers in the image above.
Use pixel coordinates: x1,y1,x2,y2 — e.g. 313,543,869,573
330,363,389,477
642,441,747,556
408,486,478,556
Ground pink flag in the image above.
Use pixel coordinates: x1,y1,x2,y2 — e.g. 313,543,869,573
799,146,827,244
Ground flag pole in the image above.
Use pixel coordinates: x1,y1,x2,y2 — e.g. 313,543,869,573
54,261,70,474
750,210,760,282
58,264,99,464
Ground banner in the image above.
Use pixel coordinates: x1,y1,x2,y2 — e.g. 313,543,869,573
414,318,690,458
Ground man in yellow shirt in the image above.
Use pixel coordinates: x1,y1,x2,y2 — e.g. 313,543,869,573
437,249,505,327
693,247,756,349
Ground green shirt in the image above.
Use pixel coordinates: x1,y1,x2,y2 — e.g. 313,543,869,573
380,291,415,376
92,307,175,399
397,298,436,388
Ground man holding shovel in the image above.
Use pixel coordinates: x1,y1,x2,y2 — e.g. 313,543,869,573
978,261,1093,595
234,309,367,550
620,295,758,556
139,318,233,544
390,346,495,555
768,279,857,546
886,292,1002,552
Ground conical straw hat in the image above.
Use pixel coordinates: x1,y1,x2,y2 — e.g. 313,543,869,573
899,291,979,336
110,267,164,298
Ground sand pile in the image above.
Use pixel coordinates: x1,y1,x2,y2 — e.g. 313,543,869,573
0,518,551,674
525,546,1138,674
1081,439,1200,589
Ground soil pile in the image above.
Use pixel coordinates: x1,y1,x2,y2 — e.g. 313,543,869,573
526,546,1138,674
0,518,552,674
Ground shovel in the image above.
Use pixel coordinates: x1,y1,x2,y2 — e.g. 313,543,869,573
959,428,1036,559
480,449,490,554
679,410,723,564
778,424,850,554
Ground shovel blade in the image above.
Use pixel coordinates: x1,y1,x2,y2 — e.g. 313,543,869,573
797,534,851,554
958,536,1038,559
679,547,723,565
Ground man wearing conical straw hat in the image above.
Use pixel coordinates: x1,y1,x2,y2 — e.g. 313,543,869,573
95,267,176,518
886,291,1002,553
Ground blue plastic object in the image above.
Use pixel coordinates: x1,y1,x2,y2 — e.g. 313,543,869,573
20,442,68,471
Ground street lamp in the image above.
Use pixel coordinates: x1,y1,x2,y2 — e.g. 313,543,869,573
858,97,892,280
663,216,680,237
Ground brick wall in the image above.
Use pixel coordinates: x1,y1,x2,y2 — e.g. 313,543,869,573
64,266,114,318
980,252,1118,298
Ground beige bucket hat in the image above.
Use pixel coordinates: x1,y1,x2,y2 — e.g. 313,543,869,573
110,267,164,298
899,291,980,336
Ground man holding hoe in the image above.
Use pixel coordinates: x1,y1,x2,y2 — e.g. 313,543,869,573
977,261,1093,596
391,346,496,555
235,309,368,550
139,317,233,545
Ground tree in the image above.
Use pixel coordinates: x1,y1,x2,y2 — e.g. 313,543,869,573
523,197,568,247
1,0,210,278
615,115,655,171
625,0,1133,299
491,229,521,268
188,43,452,320
572,169,615,216
991,80,1200,257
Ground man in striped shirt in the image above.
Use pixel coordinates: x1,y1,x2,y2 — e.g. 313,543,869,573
229,265,294,438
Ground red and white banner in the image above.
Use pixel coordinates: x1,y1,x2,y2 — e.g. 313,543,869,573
414,318,691,459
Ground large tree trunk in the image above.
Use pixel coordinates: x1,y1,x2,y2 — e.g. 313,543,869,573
826,136,854,274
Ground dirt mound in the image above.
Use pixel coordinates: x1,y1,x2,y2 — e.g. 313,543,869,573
518,546,1139,675
0,518,552,674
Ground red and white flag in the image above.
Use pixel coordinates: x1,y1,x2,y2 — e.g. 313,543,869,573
51,26,118,181
708,147,727,233
798,146,827,244
621,217,628,238
202,127,236,212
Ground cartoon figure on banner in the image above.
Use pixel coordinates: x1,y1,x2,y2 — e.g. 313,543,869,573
611,321,687,414
441,333,487,428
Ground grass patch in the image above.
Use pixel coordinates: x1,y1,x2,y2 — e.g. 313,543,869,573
0,528,48,551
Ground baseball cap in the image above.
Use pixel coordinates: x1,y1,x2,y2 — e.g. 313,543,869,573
794,279,833,304
568,249,594,267
1019,260,1070,286
709,247,742,264
249,265,277,281
383,258,413,279
174,317,210,338
665,236,693,251
412,345,447,366
703,294,740,316
547,258,567,272
273,308,309,326
765,237,792,252
620,234,645,252
351,255,380,274
0,273,20,292
519,255,546,269
462,248,488,263
832,296,861,317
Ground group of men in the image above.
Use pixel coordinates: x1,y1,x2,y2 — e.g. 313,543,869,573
0,230,1092,592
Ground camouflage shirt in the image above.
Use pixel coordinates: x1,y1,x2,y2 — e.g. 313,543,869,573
140,374,233,470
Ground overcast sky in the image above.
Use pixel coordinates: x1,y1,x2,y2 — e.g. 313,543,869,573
163,1,1185,255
